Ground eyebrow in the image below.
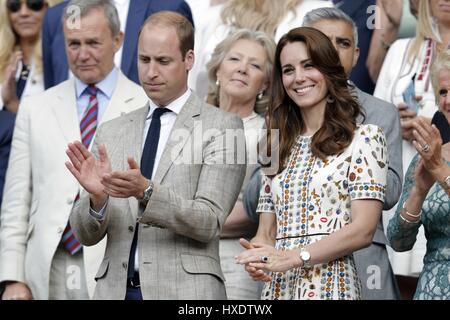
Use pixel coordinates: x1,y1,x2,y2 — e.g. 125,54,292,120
281,58,311,69
336,36,352,43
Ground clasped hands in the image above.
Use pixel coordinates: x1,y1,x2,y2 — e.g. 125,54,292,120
234,238,298,283
65,141,149,208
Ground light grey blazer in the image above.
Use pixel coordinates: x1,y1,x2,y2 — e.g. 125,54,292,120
70,93,246,300
352,86,402,300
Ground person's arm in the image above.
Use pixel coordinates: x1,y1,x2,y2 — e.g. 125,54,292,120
66,128,112,246
367,0,403,83
387,155,425,251
0,98,34,299
137,116,246,243
237,125,388,275
383,104,404,209
42,7,54,90
220,200,257,239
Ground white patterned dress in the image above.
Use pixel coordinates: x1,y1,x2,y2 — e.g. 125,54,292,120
257,124,388,300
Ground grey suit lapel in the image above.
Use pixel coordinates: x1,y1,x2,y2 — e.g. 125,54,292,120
153,93,201,184
125,105,148,220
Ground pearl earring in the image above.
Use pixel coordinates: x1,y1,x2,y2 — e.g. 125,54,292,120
257,91,264,100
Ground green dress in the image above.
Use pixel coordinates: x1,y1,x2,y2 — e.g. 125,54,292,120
387,154,450,299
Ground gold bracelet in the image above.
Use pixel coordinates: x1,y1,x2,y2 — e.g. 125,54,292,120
402,201,422,218
399,212,420,225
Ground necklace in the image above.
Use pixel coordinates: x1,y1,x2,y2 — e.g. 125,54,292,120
20,64,30,81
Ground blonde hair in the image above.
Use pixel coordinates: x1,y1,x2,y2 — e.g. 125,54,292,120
0,0,62,82
206,28,276,115
431,50,450,102
220,0,302,37
408,0,441,62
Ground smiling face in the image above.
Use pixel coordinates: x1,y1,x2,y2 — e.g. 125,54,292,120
137,23,194,107
437,68,450,124
8,0,47,43
216,39,268,105
280,41,328,112
63,8,122,84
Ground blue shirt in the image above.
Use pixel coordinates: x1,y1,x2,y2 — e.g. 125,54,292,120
74,67,119,123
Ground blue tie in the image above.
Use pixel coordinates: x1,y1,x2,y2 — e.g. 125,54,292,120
127,107,172,278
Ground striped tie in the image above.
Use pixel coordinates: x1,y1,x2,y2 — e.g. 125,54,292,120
62,85,98,255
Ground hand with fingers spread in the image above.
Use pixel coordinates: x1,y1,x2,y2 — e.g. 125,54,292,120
65,141,111,208
1,51,22,113
235,238,298,276
101,157,149,199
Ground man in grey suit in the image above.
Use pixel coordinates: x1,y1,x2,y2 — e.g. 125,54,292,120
243,7,403,299
66,11,246,300
304,8,402,299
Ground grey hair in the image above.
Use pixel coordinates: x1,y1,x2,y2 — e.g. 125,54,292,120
206,28,276,115
431,50,450,102
302,7,358,48
62,0,120,37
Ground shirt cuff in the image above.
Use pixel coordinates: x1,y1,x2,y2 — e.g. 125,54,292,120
89,200,108,221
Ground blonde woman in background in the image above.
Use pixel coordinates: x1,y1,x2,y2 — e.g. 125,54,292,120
189,0,333,100
0,0,61,113
206,28,276,300
374,0,449,298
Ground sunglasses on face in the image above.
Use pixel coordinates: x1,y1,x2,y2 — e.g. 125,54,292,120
6,0,45,13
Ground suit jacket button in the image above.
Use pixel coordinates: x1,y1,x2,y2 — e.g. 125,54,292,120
57,227,63,233
67,198,73,205
122,262,127,269
128,225,134,232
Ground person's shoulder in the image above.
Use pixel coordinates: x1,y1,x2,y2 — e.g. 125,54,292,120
45,0,67,18
196,99,243,129
357,88,397,114
389,37,413,54
355,124,385,141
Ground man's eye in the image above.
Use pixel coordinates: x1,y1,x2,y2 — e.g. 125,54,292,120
439,89,448,97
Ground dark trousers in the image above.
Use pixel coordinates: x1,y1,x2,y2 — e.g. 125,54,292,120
125,287,143,300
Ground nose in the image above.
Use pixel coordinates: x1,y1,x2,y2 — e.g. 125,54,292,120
237,60,248,75
294,68,306,83
18,2,30,15
78,45,90,61
146,61,159,79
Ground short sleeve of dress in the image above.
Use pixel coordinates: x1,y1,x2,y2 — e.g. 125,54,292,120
348,124,388,203
256,173,275,214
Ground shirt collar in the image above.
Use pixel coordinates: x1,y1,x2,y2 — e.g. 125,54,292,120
147,88,191,119
75,67,119,99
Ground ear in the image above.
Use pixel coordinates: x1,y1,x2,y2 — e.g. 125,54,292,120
352,47,360,68
113,31,124,54
184,49,195,72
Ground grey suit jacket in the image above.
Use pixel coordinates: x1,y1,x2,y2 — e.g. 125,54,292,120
70,93,246,300
353,87,402,299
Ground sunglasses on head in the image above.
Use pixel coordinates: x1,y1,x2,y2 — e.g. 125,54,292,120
6,0,45,13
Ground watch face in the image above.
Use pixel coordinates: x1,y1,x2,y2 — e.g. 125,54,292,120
301,250,311,261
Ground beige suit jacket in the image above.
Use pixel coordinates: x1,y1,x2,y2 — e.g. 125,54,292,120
70,93,246,299
0,71,148,299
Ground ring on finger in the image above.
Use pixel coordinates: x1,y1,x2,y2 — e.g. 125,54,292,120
260,255,269,263
421,143,430,153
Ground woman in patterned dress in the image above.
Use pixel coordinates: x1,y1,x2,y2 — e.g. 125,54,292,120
387,50,450,300
235,27,388,300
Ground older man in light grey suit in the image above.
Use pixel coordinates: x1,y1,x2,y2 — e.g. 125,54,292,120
0,0,148,300
66,11,246,300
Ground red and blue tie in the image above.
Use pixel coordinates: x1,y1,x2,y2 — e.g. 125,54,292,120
62,85,98,255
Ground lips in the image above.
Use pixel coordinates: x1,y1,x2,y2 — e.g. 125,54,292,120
294,85,315,94
230,79,248,86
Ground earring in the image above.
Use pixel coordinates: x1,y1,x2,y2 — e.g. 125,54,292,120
257,91,264,100
326,95,335,103
216,79,220,86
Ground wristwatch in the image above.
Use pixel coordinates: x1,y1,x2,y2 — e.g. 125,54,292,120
299,248,312,269
439,175,450,190
138,180,154,206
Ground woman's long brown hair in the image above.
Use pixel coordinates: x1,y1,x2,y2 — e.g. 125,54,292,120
263,27,363,175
